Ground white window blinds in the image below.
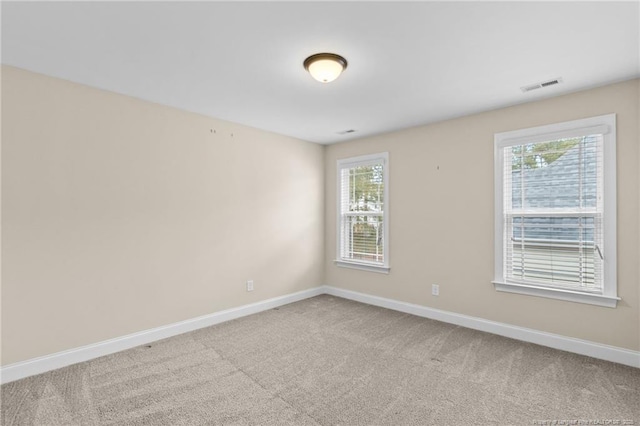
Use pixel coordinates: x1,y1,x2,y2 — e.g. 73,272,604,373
337,153,389,272
503,135,604,291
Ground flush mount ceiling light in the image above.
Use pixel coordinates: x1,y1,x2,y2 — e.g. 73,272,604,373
303,53,348,83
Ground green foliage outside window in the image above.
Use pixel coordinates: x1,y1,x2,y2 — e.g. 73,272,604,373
511,137,581,170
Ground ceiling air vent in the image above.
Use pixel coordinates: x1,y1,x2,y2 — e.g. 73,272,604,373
337,129,356,135
541,79,560,87
521,77,563,93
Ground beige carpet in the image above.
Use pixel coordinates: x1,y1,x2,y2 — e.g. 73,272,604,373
2,295,639,425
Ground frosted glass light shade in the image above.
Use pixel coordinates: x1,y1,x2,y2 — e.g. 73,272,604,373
304,53,348,83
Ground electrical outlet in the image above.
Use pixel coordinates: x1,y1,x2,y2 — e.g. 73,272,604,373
432,284,439,296
246,280,254,292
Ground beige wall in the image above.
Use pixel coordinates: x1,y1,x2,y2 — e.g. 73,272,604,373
325,79,640,351
637,79,640,352
1,66,325,365
1,66,638,367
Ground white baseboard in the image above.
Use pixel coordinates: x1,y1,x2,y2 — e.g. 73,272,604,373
0,287,324,384
322,286,640,369
3,284,637,384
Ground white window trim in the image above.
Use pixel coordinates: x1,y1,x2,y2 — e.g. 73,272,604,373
335,152,390,273
493,114,618,308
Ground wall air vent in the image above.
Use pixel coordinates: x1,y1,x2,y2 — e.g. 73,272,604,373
337,129,356,135
521,77,563,93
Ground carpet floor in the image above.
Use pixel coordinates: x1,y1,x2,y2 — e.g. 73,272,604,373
2,295,639,425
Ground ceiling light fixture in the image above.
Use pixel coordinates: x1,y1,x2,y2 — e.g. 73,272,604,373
303,53,348,83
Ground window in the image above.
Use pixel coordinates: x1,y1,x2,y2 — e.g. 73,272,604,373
336,152,389,273
494,114,618,307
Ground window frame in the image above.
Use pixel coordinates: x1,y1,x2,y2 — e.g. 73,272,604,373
493,114,618,308
335,152,390,274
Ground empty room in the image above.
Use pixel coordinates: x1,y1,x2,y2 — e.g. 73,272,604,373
1,1,639,425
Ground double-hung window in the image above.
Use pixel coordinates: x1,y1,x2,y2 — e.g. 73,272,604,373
493,114,618,307
336,152,389,273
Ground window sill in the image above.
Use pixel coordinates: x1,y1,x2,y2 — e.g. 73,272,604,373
335,260,390,274
492,281,619,308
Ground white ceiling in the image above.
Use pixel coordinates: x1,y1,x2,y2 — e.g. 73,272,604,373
2,1,639,144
